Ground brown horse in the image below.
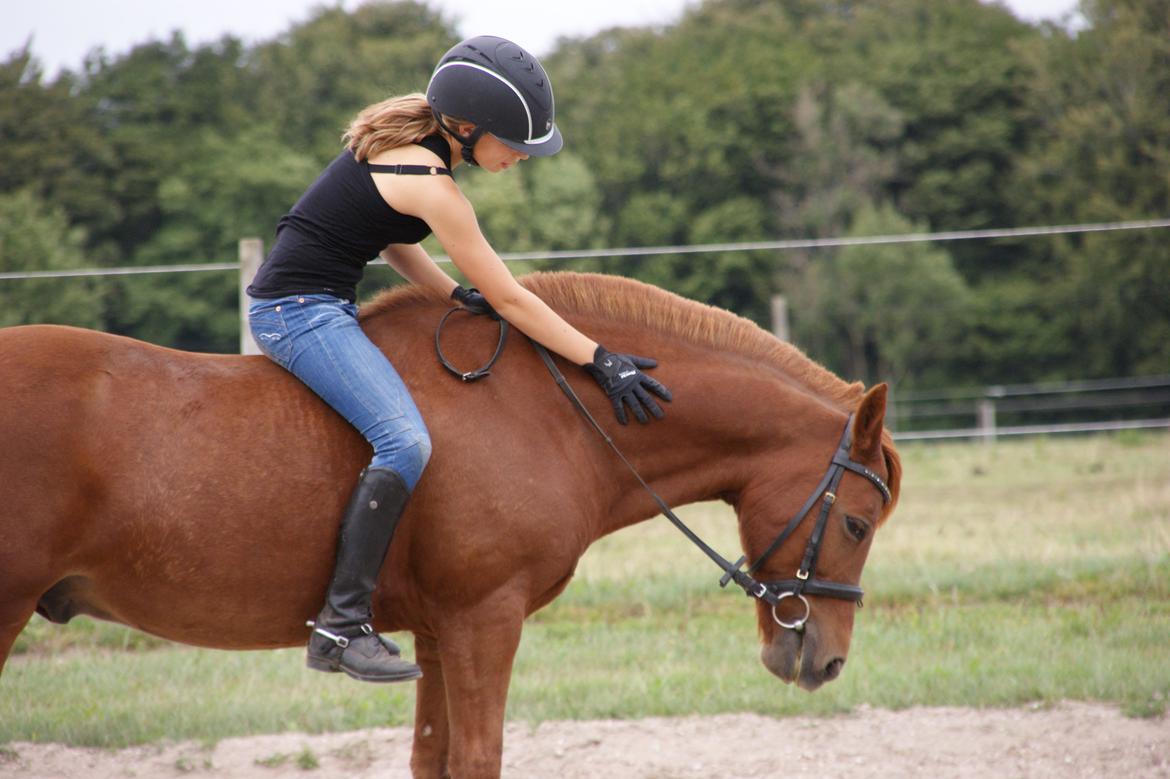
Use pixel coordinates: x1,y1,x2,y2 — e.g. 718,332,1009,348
0,272,901,779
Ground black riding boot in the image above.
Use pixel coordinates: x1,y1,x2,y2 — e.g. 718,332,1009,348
306,466,422,683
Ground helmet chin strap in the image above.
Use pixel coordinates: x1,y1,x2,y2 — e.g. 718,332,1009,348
434,113,485,167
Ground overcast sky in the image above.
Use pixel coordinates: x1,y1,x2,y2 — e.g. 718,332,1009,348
5,0,1081,78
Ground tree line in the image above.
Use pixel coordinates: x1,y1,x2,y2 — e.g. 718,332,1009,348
1,0,1166,389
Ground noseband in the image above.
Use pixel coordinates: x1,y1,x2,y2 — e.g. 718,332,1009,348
530,340,891,632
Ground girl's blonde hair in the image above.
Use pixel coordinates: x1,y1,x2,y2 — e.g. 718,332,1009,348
343,93,447,160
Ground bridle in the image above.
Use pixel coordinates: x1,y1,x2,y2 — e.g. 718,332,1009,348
529,341,891,632
728,414,891,629
434,310,891,632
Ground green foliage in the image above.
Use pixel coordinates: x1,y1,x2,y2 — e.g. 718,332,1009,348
250,3,456,160
793,203,970,386
0,189,104,328
771,82,904,239
0,0,1165,385
102,272,239,352
0,47,120,258
458,152,605,253
131,127,318,271
632,197,776,325
827,0,1036,270
1010,0,1170,378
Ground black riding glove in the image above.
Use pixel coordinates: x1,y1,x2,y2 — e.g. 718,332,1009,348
583,345,672,425
451,285,500,320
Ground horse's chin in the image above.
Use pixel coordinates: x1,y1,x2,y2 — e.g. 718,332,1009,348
760,626,842,692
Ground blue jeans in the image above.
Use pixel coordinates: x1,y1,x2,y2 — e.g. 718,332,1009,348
248,294,432,491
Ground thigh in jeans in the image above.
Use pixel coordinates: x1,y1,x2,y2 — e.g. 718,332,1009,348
284,300,432,487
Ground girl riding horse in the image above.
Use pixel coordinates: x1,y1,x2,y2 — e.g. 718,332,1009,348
245,36,672,683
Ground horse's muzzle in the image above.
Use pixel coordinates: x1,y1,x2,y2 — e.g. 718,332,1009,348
760,624,847,691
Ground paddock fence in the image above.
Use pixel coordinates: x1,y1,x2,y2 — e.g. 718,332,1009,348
888,376,1170,442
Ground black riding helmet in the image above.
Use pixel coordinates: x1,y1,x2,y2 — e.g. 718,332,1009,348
426,35,563,166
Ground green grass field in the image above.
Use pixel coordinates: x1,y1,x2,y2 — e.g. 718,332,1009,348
3,431,1168,747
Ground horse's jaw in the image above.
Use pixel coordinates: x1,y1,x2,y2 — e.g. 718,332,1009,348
759,623,847,692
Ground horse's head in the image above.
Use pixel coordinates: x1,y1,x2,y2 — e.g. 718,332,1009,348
735,384,900,691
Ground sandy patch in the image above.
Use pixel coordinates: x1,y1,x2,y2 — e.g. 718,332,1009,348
3,702,1167,778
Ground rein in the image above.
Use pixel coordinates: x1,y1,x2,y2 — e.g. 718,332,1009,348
527,339,891,632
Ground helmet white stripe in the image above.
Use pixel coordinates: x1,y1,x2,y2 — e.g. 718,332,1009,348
429,61,534,142
522,125,556,145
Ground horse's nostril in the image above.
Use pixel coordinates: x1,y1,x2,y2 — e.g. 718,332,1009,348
823,657,845,681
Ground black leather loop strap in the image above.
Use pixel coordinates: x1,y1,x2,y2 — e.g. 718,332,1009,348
435,306,509,382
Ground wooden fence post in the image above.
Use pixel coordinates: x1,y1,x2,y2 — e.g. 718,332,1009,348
239,238,263,355
977,399,996,443
978,388,1003,444
770,294,789,342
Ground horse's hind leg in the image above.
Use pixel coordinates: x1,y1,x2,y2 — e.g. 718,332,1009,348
410,633,451,779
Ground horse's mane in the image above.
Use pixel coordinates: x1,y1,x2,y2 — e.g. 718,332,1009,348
361,271,863,410
362,271,900,517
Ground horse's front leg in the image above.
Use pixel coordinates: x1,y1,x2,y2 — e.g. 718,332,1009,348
434,597,526,779
411,632,451,779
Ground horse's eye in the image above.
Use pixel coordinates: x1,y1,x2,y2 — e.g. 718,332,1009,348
844,515,869,542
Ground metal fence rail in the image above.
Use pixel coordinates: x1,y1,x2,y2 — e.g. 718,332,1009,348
893,417,1170,442
890,375,1170,441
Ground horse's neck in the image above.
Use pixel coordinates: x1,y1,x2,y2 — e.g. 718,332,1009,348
588,345,835,539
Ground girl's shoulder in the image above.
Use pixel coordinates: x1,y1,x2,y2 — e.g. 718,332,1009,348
367,135,451,171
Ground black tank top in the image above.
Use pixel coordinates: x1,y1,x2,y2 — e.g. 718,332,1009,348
247,134,453,302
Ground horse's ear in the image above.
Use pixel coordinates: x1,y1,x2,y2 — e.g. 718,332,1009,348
850,383,888,461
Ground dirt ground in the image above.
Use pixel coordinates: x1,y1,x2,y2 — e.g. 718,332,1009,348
3,702,1167,778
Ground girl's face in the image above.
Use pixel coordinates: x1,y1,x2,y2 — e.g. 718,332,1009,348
473,133,529,172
